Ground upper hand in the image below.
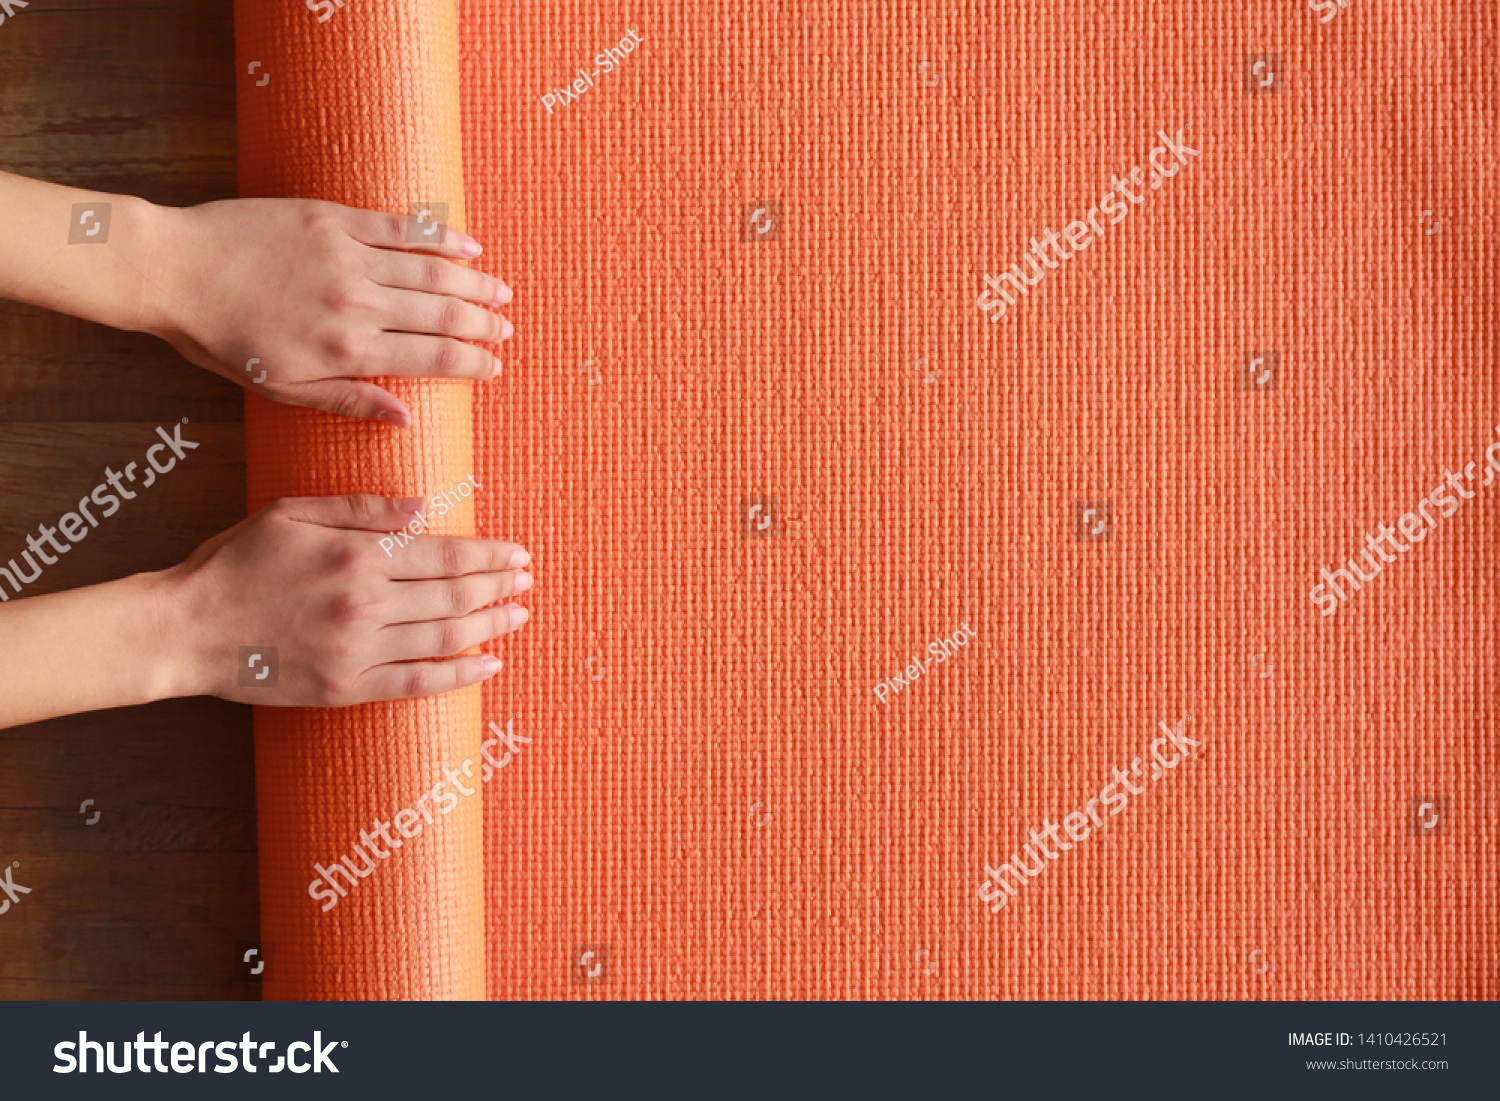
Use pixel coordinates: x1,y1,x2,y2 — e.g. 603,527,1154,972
147,198,512,427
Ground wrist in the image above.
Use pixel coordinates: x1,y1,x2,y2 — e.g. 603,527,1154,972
118,197,185,341
137,564,216,702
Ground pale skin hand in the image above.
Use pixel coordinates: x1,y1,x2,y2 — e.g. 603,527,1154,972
0,495,531,729
0,170,512,427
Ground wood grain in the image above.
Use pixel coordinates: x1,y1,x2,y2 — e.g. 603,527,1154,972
0,0,258,999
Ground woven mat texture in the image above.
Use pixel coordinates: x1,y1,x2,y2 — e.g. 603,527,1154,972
239,0,1498,1000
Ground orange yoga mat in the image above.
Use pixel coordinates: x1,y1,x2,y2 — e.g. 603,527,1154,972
240,0,1498,1000
237,0,484,999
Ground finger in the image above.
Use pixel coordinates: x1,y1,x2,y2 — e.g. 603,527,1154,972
372,251,512,306
371,286,510,344
278,493,428,533
365,332,500,382
338,205,483,258
381,603,530,662
357,653,505,704
383,534,529,579
279,377,413,427
386,569,532,624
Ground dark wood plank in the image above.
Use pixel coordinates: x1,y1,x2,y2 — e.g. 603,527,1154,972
0,0,257,1000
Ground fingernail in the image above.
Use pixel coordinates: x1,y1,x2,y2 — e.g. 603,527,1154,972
491,356,502,379
509,546,531,569
494,282,512,306
395,495,427,512
509,605,530,629
461,236,483,258
501,317,514,340
478,654,503,675
377,409,411,429
514,571,533,592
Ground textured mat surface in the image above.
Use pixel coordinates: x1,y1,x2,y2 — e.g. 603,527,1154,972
242,0,1497,999
237,0,484,999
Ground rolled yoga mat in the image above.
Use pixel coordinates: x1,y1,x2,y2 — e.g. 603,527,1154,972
237,0,484,1000
242,0,1498,999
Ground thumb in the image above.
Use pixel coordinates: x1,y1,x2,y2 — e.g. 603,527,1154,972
293,378,412,428
279,493,428,532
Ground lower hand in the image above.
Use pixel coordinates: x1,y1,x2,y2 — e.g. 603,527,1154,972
162,493,531,706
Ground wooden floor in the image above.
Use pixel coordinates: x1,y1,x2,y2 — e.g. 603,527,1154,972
0,0,259,998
